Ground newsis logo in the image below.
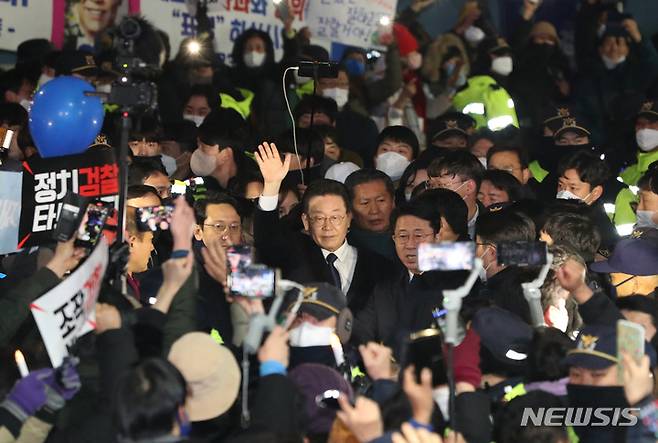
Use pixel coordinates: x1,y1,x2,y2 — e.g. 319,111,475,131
520,408,640,427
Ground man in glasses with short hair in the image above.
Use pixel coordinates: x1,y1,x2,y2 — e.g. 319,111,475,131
253,142,392,318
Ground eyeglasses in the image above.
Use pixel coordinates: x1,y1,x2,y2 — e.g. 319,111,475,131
203,222,242,233
307,214,347,226
393,231,435,245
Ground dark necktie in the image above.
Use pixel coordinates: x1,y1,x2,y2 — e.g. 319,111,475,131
326,253,342,289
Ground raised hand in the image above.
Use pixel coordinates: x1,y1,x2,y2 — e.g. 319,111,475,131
170,196,195,251
200,238,229,294
359,342,396,381
95,303,122,334
46,237,87,278
254,142,291,196
622,352,653,406
393,422,444,443
336,396,384,443
403,366,434,425
556,258,592,304
622,18,642,43
258,326,290,368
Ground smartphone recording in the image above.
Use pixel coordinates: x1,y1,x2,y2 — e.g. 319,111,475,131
418,242,475,272
135,205,174,231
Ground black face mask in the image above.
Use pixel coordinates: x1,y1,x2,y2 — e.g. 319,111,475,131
567,384,630,443
528,42,556,63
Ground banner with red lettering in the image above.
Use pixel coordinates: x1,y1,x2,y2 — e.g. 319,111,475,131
31,240,108,367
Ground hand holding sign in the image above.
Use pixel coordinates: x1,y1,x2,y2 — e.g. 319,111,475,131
46,237,87,279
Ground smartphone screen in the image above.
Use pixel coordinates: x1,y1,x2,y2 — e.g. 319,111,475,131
75,202,112,249
228,264,275,298
227,245,253,274
497,241,547,267
418,242,475,272
617,319,645,383
135,205,174,231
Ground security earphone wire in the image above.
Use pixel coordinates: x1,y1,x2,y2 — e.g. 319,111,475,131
282,66,304,186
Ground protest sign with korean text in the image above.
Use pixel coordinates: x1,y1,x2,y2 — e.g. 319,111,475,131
18,148,118,249
31,240,109,367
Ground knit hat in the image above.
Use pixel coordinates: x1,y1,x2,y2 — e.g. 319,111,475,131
393,23,419,57
530,21,559,44
168,332,241,421
289,363,354,435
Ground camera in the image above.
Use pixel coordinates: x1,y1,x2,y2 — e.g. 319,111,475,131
106,17,159,112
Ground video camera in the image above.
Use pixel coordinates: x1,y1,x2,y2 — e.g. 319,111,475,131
107,17,159,112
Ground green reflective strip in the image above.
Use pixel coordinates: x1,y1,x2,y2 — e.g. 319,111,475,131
296,80,315,97
210,328,224,345
529,161,549,182
503,382,526,402
219,88,255,120
567,425,579,443
350,366,365,381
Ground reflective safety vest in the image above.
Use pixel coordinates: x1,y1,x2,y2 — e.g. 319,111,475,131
619,149,658,186
219,88,255,120
295,79,315,98
452,75,519,131
528,160,549,183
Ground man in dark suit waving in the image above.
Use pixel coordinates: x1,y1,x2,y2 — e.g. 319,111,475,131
253,142,392,316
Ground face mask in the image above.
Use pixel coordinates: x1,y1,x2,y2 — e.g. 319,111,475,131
190,149,218,177
636,128,658,152
375,151,411,181
244,51,266,68
477,156,487,168
19,99,31,112
478,246,492,281
293,70,312,85
183,114,205,128
288,322,334,347
322,87,349,109
407,52,423,70
636,210,658,228
531,42,555,61
38,73,54,88
345,58,366,77
161,154,177,177
464,26,485,44
556,189,589,202
601,54,626,70
491,56,513,76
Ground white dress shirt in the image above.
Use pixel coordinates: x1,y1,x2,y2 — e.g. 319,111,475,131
258,195,358,295
322,241,358,296
467,205,480,240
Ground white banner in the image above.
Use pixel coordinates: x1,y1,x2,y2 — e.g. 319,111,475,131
0,171,22,255
306,0,396,50
139,0,397,63
0,0,53,51
31,240,109,367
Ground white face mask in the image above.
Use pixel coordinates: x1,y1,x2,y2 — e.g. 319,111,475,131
38,73,54,88
636,210,658,228
375,151,411,181
407,52,423,70
161,154,178,177
636,128,658,152
464,26,485,44
190,149,218,177
322,87,349,109
556,189,588,202
244,51,266,68
288,322,334,347
491,56,513,76
478,246,492,281
183,114,206,128
601,54,626,70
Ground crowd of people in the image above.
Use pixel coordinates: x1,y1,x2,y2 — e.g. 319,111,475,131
2,0,658,442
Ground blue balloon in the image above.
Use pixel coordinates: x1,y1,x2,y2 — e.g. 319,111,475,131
29,76,105,158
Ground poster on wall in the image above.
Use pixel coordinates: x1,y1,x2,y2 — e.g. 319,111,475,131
62,0,131,50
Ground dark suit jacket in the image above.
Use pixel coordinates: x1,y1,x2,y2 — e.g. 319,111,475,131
253,206,393,315
353,264,475,347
